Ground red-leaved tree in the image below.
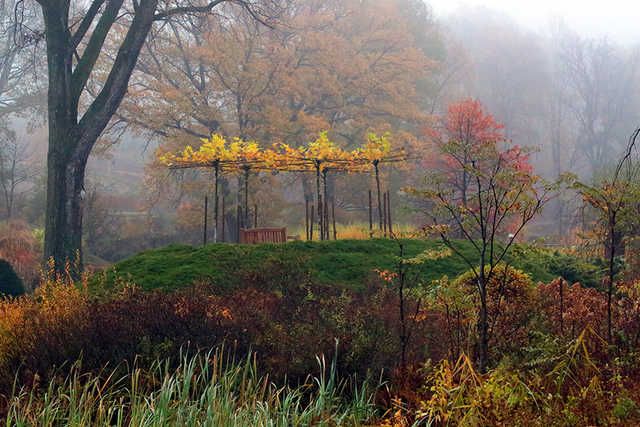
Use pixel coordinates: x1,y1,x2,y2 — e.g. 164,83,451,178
424,99,533,208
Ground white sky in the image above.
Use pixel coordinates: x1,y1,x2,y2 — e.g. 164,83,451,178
429,0,640,44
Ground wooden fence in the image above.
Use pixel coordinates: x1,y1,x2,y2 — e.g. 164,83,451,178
239,227,287,244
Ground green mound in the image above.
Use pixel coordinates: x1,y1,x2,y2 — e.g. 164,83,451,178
91,239,599,293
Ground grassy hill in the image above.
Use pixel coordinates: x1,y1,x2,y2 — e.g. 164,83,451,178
91,239,601,293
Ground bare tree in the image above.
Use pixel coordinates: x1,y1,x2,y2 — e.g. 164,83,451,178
555,28,640,176
0,0,45,120
0,129,37,220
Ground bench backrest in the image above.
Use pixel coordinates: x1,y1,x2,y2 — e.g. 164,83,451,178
239,227,287,244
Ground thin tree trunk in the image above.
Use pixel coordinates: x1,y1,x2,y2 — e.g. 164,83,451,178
221,192,225,242
203,195,208,246
244,167,249,226
368,189,373,231
310,203,315,241
387,190,393,235
478,280,489,372
324,198,329,240
375,161,382,231
607,217,616,343
315,163,323,240
237,175,243,229
254,203,258,228
323,170,329,240
559,278,564,335
305,199,309,240
332,198,337,240
236,204,241,243
383,192,388,235
398,242,407,374
214,164,219,242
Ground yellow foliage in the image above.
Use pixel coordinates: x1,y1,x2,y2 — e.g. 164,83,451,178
157,131,404,175
0,258,89,369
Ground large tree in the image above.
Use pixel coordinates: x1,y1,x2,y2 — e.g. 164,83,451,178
26,0,278,268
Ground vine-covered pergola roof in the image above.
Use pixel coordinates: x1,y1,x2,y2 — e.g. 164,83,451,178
158,131,407,174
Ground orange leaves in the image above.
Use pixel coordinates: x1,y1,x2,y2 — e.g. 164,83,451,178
122,0,436,161
375,268,398,282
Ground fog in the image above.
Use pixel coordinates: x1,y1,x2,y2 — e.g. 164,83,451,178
431,0,640,43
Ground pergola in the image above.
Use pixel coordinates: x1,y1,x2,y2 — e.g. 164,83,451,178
159,132,406,242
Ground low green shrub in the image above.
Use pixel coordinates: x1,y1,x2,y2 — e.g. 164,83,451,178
0,259,24,297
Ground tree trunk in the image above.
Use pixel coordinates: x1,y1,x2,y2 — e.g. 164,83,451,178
559,278,564,335
332,198,337,240
214,164,219,242
368,189,372,231
374,161,382,231
305,198,309,240
387,190,393,235
244,167,249,226
478,278,489,372
42,4,83,269
383,191,388,235
44,138,86,269
221,190,226,242
310,203,314,240
322,169,329,240
315,162,323,240
203,195,208,246
607,216,617,343
397,242,407,374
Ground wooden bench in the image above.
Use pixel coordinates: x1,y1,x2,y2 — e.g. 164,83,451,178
239,227,287,244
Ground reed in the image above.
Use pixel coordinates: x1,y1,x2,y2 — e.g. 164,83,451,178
5,346,378,426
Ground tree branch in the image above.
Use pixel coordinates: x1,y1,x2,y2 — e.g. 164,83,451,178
153,0,226,21
71,0,125,103
70,0,106,49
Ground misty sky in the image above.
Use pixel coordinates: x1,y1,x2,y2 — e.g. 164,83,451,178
429,0,640,43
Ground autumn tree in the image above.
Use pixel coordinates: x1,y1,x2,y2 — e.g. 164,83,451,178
115,4,286,142
17,0,280,269
408,136,563,370
424,98,506,208
573,128,640,343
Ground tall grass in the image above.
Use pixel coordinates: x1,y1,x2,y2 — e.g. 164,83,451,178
290,222,418,240
5,346,378,426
